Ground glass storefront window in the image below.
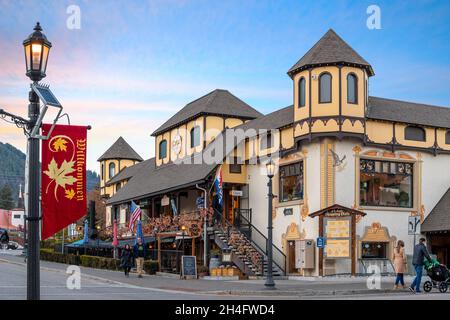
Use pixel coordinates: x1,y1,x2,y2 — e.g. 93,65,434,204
361,242,387,259
279,162,304,202
360,159,413,208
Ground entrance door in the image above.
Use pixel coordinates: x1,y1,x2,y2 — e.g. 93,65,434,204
288,240,297,274
224,190,240,225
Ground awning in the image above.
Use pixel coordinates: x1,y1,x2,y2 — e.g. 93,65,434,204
422,188,450,233
118,236,155,247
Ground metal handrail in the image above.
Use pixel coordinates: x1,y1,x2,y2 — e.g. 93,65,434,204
237,212,286,274
213,208,286,275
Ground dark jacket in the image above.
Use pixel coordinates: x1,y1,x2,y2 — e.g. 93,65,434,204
133,243,147,258
412,242,432,266
0,231,9,243
120,248,134,268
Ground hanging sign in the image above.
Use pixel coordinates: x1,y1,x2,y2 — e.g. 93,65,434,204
41,124,88,240
161,195,170,206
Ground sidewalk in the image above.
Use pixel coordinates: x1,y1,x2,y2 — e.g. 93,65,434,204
0,253,435,298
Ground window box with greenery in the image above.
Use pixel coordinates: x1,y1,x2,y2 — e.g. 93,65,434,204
279,162,304,202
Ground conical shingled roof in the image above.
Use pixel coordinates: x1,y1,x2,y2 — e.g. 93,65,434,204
287,29,374,78
151,89,262,136
97,137,143,162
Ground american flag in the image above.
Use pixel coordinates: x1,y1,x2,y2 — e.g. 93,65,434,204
128,201,142,233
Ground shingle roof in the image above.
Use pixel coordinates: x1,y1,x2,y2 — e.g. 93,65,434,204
97,137,143,162
151,89,262,136
106,105,294,205
367,96,450,129
422,188,450,233
287,29,374,78
106,157,216,205
106,160,148,186
238,105,293,131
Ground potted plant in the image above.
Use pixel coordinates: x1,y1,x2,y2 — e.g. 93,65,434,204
197,265,209,277
210,249,221,259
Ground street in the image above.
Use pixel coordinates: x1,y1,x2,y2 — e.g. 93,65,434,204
1,252,449,300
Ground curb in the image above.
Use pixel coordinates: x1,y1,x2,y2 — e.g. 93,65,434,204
205,289,415,297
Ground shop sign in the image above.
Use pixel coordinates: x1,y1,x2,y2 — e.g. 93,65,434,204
161,195,170,206
325,219,350,238
325,239,350,258
325,210,351,217
231,190,243,197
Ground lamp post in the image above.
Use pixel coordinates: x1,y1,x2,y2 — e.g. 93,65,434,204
181,225,187,255
23,22,52,300
265,158,276,289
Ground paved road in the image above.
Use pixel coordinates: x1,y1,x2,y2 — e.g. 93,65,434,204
0,252,449,300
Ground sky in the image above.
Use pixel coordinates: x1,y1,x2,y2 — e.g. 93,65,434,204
0,0,449,171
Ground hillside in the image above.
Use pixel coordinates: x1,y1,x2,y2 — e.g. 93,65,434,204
0,141,99,207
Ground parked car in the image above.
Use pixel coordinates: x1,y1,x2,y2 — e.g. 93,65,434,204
7,241,23,250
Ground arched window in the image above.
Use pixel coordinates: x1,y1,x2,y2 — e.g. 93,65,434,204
159,140,167,159
319,72,332,103
405,126,426,142
446,130,450,145
108,162,116,179
190,126,201,148
298,77,306,107
347,73,358,104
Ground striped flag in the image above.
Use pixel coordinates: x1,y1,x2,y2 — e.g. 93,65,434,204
128,201,142,233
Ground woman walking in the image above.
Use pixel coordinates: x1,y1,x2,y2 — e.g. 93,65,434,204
393,240,407,289
120,244,134,277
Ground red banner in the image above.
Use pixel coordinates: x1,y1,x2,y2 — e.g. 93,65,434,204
41,124,88,240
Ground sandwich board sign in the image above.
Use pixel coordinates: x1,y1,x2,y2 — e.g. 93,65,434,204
181,255,197,279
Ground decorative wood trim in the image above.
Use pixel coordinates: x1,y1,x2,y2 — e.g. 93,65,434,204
338,65,342,132
308,69,312,141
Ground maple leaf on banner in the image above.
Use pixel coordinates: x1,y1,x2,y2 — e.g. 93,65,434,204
53,138,68,152
44,158,78,200
65,189,75,200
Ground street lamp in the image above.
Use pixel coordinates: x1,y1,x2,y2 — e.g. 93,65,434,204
23,22,52,82
23,22,52,301
265,158,276,289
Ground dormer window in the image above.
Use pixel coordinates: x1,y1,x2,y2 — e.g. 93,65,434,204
109,162,116,179
319,72,332,103
347,73,358,104
190,126,201,148
159,140,167,159
405,126,426,142
298,77,306,107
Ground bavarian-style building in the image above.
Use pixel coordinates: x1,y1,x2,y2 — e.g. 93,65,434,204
98,29,450,276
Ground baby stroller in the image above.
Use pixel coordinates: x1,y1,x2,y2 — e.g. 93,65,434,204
423,259,450,293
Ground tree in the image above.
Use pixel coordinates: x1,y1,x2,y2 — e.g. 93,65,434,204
0,185,15,210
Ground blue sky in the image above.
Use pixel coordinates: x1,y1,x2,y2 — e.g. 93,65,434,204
0,0,449,170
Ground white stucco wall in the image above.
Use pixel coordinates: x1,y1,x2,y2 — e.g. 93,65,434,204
246,138,450,276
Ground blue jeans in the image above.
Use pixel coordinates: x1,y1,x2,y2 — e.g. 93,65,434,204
395,273,404,286
411,265,423,292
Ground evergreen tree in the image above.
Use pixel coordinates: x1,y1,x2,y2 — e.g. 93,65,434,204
0,185,15,210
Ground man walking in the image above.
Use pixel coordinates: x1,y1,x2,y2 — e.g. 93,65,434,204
133,238,146,278
409,238,432,293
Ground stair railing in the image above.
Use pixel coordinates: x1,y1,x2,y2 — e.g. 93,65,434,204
214,208,286,275
236,212,286,275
